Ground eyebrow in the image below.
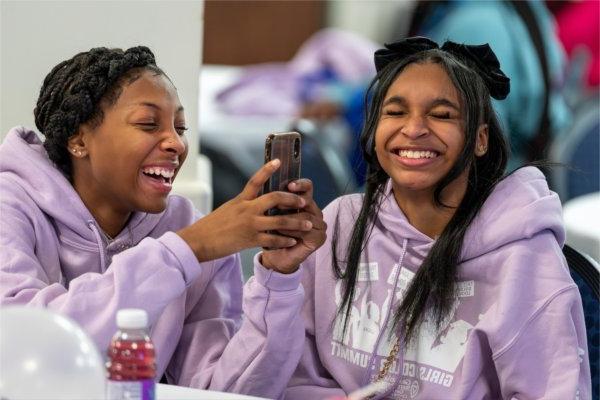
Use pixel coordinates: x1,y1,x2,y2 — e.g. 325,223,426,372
134,102,185,113
382,96,460,111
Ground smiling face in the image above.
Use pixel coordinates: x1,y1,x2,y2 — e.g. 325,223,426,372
69,69,188,220
375,61,475,200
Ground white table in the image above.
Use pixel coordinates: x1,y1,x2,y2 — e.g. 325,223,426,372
157,383,268,400
563,192,600,261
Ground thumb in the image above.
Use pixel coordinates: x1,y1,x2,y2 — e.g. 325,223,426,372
238,159,280,201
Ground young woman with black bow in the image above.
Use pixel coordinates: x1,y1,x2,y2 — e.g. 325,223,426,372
259,37,591,400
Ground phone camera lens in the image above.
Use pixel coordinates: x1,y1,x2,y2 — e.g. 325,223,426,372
293,138,300,158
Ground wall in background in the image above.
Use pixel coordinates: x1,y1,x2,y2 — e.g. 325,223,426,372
201,0,414,66
326,0,415,44
203,0,324,65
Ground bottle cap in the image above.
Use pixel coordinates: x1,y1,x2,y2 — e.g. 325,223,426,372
116,309,148,330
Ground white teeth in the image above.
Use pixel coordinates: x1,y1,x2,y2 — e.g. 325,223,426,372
398,150,437,159
142,167,175,179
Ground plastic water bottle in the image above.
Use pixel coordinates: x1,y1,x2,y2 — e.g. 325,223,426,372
106,309,156,400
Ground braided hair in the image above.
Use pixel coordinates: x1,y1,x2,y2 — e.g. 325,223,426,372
34,46,164,178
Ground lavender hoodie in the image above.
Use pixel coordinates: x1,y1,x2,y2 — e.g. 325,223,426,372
281,167,591,399
0,127,304,397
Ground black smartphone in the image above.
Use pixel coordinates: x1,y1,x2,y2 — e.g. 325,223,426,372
262,132,302,216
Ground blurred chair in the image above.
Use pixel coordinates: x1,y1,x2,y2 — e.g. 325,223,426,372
563,244,599,399
550,95,600,201
202,118,356,210
201,143,252,209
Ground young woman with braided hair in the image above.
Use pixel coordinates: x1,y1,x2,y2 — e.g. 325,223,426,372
255,37,590,399
0,46,326,395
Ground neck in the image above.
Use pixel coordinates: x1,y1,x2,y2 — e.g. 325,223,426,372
71,171,131,239
392,175,468,239
88,206,130,239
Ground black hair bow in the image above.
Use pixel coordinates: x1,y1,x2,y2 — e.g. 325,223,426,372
374,36,510,100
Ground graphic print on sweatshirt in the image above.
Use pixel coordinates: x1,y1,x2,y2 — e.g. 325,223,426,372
330,262,479,399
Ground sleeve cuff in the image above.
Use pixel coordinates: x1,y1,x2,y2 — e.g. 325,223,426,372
157,231,202,284
253,252,302,291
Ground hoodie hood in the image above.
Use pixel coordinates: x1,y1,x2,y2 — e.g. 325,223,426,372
0,127,163,258
1,127,93,235
461,167,565,260
376,166,564,262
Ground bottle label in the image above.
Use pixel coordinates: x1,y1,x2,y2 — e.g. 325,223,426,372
106,379,155,400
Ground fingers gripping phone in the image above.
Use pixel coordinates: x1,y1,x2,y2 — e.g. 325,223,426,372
262,132,302,216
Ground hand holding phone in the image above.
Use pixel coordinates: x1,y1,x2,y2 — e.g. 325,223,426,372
259,132,326,272
177,159,309,263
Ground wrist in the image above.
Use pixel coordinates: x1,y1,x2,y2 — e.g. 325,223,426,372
260,253,299,274
177,226,211,262
254,257,303,291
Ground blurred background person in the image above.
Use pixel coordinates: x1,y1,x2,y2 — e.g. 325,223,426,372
547,0,599,92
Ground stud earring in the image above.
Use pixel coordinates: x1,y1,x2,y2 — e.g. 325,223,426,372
70,148,82,156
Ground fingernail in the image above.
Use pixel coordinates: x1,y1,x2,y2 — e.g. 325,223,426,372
305,221,313,229
289,239,297,246
271,159,280,167
289,182,297,189
300,198,306,207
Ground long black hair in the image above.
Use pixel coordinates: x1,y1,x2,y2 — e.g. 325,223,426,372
34,46,164,179
332,48,509,345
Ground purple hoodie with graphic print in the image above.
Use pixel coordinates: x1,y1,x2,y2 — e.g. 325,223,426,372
269,165,591,398
0,127,305,398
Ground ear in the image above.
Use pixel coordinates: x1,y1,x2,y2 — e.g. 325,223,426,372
67,126,91,158
475,124,489,157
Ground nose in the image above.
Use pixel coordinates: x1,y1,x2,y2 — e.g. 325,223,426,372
161,128,186,155
400,114,429,139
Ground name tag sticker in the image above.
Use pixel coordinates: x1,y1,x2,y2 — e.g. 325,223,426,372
387,263,399,285
457,280,474,297
358,262,379,281
398,267,416,291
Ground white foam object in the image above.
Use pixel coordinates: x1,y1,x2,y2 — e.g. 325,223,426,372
0,306,105,399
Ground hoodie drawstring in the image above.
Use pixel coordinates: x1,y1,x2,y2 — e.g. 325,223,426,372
386,238,409,394
88,221,107,272
363,238,408,399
